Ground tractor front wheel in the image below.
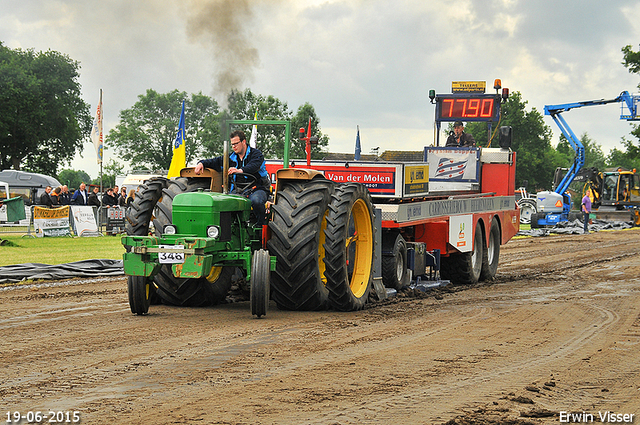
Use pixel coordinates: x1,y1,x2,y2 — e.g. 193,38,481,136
128,275,153,315
251,249,271,318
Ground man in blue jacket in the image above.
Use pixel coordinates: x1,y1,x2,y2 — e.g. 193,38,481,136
194,130,271,225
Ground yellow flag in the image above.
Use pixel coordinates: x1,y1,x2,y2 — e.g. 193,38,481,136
167,102,186,178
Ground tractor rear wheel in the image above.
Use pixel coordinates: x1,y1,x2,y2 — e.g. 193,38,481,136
440,222,484,285
480,219,500,281
125,177,170,245
267,178,335,310
323,183,375,311
151,177,234,307
382,232,410,290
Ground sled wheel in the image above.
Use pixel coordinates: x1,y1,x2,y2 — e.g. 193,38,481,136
323,183,375,311
382,232,410,289
128,275,152,315
480,219,500,281
251,249,271,318
440,222,484,285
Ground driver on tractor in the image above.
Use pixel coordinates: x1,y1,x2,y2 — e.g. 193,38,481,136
194,130,271,225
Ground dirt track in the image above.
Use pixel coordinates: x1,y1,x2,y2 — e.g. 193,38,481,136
2,228,640,424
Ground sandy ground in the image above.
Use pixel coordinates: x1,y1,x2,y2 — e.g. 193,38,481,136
1,228,640,425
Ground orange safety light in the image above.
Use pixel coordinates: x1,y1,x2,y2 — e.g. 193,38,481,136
493,79,502,90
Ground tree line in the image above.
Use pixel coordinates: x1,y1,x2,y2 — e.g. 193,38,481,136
2,40,640,192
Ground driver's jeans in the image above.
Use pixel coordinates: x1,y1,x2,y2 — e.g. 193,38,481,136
249,189,269,225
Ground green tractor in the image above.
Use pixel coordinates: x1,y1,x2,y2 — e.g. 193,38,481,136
122,119,376,317
121,164,274,317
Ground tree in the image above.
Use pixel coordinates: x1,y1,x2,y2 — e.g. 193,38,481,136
0,43,92,175
221,89,329,161
57,169,92,191
224,89,292,159
614,44,640,168
466,92,556,190
99,159,124,188
556,132,606,171
106,89,219,171
607,137,640,171
289,103,329,160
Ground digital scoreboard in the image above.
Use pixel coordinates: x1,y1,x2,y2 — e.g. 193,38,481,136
435,94,501,122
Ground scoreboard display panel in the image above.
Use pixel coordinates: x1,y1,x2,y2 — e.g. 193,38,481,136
436,94,501,122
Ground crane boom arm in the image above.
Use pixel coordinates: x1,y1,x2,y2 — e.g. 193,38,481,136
543,91,640,196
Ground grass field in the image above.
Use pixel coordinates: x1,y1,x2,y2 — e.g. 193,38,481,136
0,234,124,267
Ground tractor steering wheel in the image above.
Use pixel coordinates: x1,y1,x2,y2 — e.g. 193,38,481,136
232,173,258,195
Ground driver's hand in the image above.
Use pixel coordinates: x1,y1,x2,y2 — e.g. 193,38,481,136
228,167,242,175
194,163,204,175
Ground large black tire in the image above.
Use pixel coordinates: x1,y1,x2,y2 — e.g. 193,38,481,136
151,177,234,307
250,249,271,318
125,177,170,305
530,212,541,228
382,232,410,289
128,275,151,315
323,183,375,311
267,178,335,311
440,222,484,285
517,198,537,224
125,177,170,244
480,219,500,281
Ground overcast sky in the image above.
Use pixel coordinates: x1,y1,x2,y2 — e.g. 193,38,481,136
2,0,640,179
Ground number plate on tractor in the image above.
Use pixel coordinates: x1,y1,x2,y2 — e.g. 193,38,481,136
158,245,186,264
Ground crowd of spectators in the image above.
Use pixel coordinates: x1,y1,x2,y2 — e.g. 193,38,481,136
37,183,135,209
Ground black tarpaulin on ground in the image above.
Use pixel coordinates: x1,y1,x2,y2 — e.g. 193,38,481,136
0,259,124,284
518,219,633,237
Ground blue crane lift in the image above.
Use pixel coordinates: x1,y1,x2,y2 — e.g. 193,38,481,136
531,91,640,227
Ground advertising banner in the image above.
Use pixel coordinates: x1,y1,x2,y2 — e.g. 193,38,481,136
425,147,479,183
71,206,100,237
33,206,71,237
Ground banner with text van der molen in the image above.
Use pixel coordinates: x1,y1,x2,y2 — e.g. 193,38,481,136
33,206,71,237
71,206,100,237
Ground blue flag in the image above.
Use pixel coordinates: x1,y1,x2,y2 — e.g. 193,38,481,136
355,125,361,161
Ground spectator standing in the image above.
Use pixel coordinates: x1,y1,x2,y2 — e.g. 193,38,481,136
118,187,127,207
88,187,101,207
102,188,118,206
581,192,592,234
50,187,62,206
126,189,135,208
39,186,53,207
71,183,89,205
60,185,71,205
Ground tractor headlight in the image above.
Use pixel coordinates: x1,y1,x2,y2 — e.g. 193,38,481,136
206,225,220,239
163,224,177,235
